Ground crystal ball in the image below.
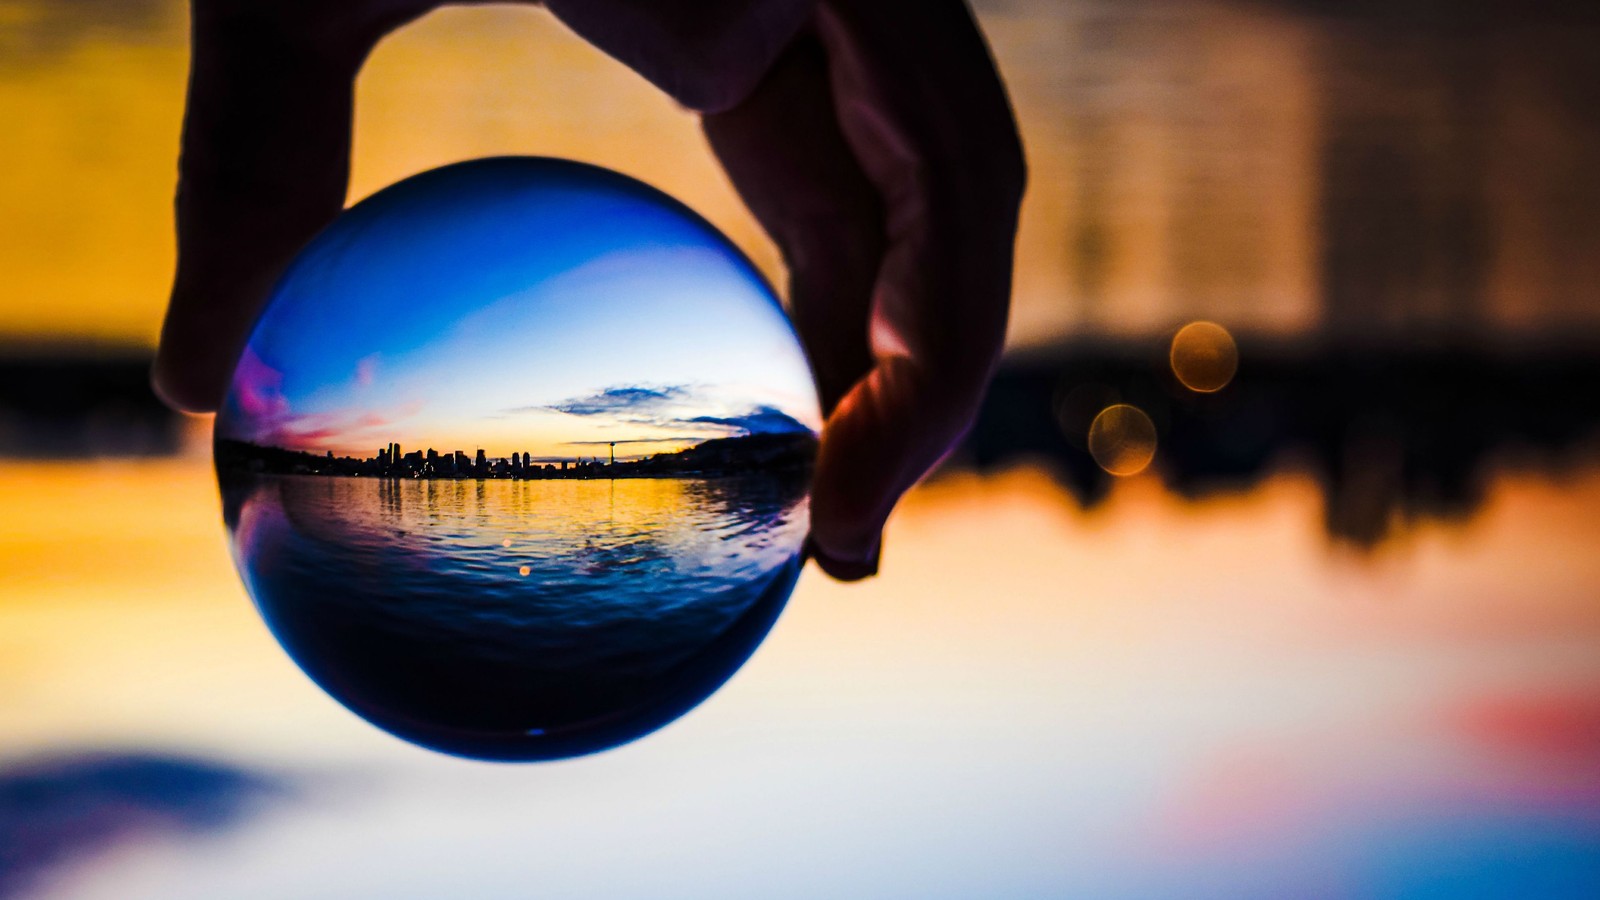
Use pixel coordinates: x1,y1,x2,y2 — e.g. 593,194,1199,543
215,158,819,761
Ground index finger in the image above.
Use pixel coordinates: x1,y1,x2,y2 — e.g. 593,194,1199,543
804,0,1026,573
154,2,431,413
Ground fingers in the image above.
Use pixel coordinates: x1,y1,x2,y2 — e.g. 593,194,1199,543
154,2,429,413
702,32,894,581
706,1,1024,581
159,0,804,415
702,31,882,415
545,0,819,113
803,0,1026,575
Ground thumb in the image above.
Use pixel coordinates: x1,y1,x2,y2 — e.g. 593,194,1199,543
807,355,982,581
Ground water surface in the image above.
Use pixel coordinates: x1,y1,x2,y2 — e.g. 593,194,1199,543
225,472,808,759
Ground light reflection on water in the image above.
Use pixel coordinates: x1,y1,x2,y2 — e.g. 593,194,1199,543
224,473,808,759
239,475,804,622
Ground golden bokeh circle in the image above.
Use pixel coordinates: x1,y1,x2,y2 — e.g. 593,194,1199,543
1170,321,1238,393
1088,404,1158,476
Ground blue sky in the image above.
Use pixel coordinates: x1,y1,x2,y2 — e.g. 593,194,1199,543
217,158,819,461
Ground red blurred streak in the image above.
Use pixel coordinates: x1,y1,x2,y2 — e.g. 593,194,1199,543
1450,693,1600,766
1150,695,1600,857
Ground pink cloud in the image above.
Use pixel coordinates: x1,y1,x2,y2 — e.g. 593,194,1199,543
267,397,429,454
232,346,290,421
354,354,380,389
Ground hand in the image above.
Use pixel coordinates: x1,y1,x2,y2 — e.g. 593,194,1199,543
703,0,1025,579
153,0,1025,582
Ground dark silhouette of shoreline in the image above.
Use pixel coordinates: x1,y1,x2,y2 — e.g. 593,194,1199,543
0,344,181,458
6,338,1599,548
214,430,817,482
957,340,1600,546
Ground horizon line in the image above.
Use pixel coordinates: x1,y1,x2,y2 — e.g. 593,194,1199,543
218,429,813,461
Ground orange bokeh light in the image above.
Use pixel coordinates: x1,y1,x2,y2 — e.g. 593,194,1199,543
1170,321,1239,393
1088,403,1157,476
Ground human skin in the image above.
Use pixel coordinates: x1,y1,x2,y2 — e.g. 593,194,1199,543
154,0,1025,581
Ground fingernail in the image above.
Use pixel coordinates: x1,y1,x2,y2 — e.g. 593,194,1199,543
803,534,881,582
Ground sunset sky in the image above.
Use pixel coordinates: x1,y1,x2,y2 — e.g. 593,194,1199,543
213,158,819,462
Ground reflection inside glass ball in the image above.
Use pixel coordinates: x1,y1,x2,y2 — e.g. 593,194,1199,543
215,158,819,761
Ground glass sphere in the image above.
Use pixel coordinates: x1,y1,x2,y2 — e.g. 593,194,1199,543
216,158,819,761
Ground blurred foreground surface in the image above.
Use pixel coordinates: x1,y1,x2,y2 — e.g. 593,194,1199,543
3,453,1598,898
